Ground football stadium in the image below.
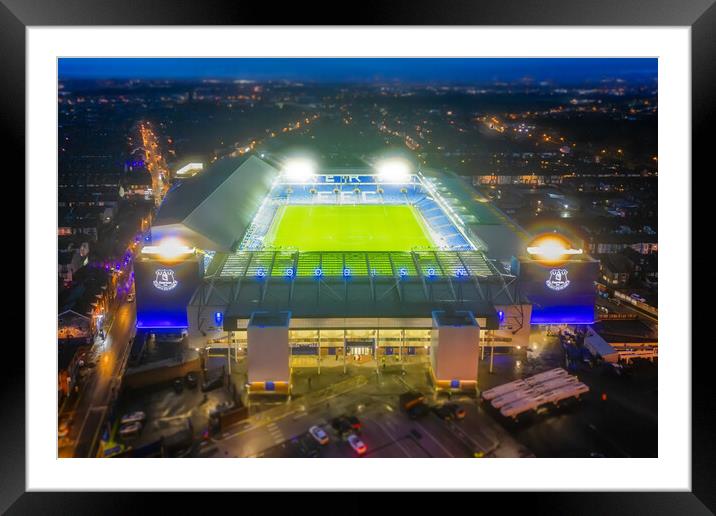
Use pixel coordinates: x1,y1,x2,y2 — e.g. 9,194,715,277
134,154,599,394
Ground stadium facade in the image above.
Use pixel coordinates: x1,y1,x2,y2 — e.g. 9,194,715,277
134,155,598,393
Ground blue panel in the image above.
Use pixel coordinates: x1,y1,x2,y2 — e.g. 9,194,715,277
135,257,200,329
265,381,275,391
450,379,460,389
520,260,599,325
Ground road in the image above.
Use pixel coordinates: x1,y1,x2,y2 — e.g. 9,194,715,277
60,298,136,457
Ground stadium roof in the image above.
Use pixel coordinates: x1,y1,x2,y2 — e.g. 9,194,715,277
151,156,279,251
190,250,528,327
421,169,532,261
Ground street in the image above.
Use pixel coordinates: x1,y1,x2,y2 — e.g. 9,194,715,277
59,297,136,458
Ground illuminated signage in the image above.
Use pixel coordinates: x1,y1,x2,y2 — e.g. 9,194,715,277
546,268,570,291
153,268,178,291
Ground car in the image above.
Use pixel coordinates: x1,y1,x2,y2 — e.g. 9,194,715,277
58,418,71,438
347,434,367,456
308,425,330,445
201,373,224,392
444,404,466,420
119,422,142,439
173,378,184,394
185,372,198,388
346,415,361,431
630,293,646,303
120,411,146,425
210,401,236,417
407,403,430,420
432,404,454,420
331,417,353,436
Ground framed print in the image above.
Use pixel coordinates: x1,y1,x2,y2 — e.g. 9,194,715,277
4,0,713,512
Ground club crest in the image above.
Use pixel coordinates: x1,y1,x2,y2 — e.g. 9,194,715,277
546,268,570,291
153,268,178,291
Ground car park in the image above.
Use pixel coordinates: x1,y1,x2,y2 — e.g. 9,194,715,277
347,434,367,456
309,425,330,445
120,411,146,425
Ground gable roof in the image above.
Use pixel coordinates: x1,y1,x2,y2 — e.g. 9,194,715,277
151,155,280,251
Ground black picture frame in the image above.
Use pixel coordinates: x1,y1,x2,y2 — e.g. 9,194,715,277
4,0,711,512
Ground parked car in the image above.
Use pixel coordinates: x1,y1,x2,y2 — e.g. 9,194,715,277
432,404,454,420
173,378,184,394
119,422,142,439
331,415,360,436
347,434,367,456
201,370,224,392
120,411,146,425
210,401,236,418
309,425,330,445
58,417,71,438
443,403,465,420
407,403,430,420
185,372,198,388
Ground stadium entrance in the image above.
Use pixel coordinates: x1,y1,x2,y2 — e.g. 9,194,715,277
346,340,374,356
346,340,375,365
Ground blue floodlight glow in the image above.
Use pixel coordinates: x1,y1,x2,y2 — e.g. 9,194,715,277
498,310,505,323
399,267,408,278
455,267,468,278
284,267,295,278
426,267,436,278
343,267,351,278
314,267,323,278
214,311,223,326
256,267,266,278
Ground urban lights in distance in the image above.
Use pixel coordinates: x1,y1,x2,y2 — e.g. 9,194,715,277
282,158,316,182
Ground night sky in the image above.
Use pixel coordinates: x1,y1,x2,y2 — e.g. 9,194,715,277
58,58,657,84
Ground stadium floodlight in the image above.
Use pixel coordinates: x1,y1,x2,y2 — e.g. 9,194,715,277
141,237,194,260
283,158,316,182
375,158,412,183
526,234,583,262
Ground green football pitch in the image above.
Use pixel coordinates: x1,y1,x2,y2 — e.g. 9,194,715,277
264,205,435,251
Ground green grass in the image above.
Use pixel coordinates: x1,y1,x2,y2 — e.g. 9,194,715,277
264,205,435,251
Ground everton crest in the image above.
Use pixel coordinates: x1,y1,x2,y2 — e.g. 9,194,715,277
546,268,570,291
153,268,178,291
